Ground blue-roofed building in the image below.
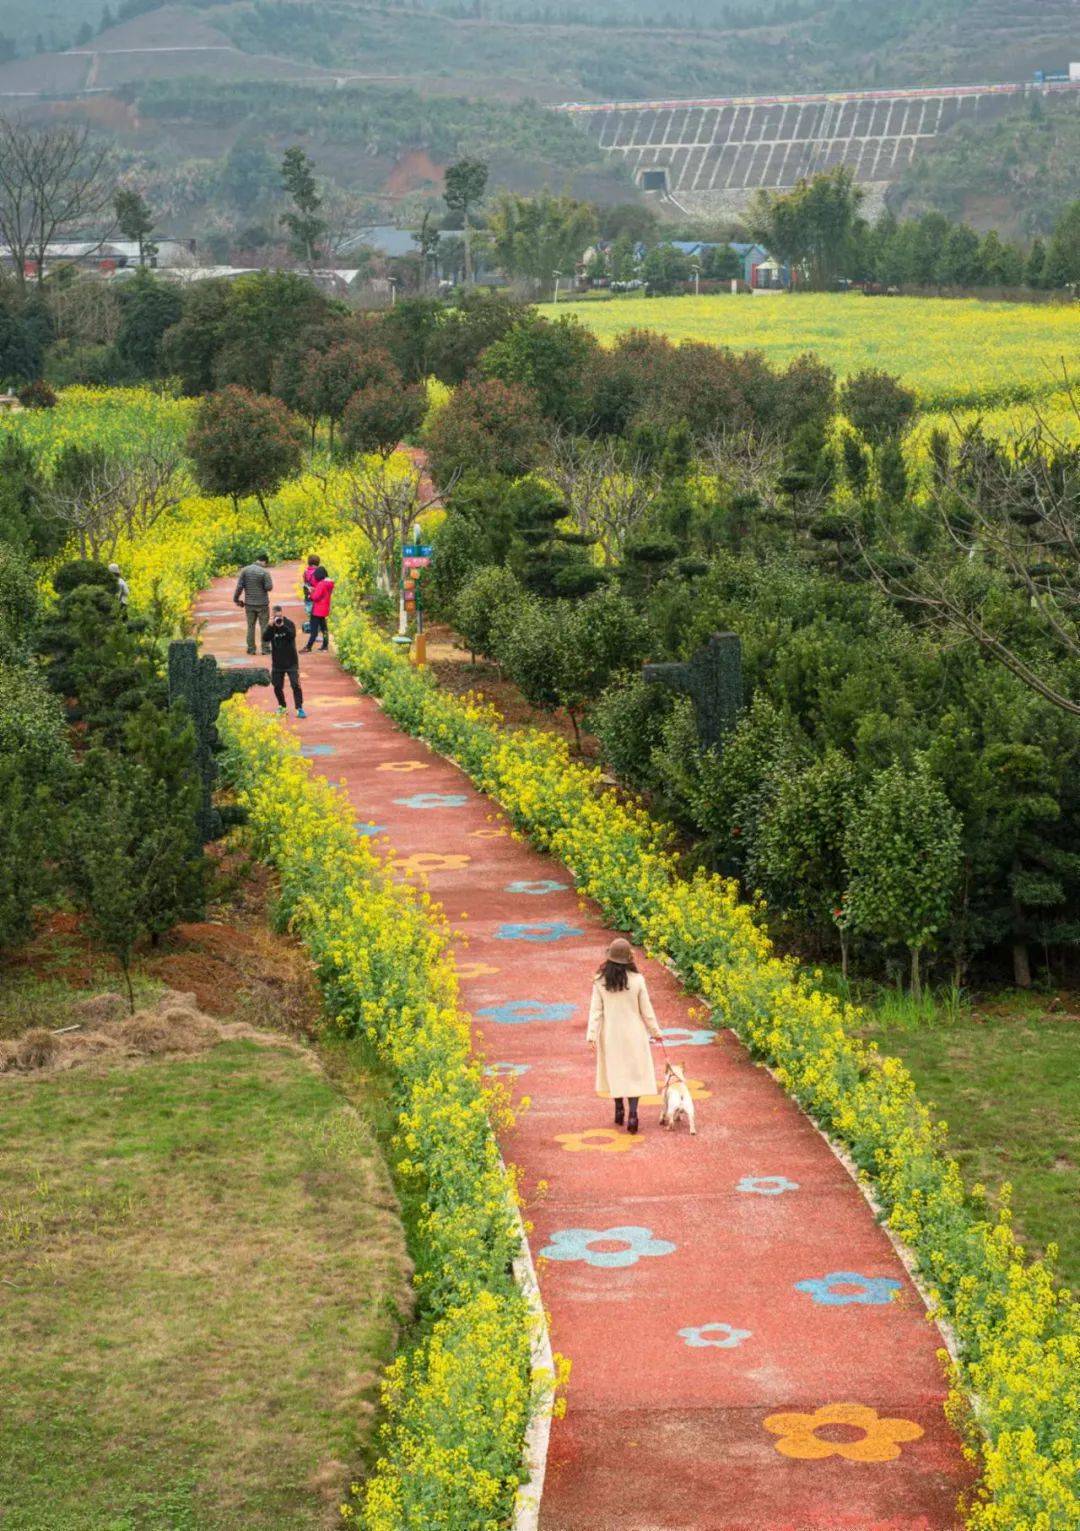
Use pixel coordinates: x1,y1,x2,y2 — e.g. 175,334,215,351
729,241,792,289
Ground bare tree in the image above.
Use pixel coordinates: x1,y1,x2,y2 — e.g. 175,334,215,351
49,441,184,561
700,424,786,515
0,117,112,290
543,430,661,561
857,415,1080,716
47,274,121,347
331,455,446,632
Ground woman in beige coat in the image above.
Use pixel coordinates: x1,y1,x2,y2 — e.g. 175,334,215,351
587,937,663,1134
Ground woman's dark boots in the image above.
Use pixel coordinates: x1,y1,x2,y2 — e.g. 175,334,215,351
627,1097,639,1134
613,1099,625,1126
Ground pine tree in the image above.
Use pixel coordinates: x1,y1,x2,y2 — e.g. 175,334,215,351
280,146,325,271
0,759,52,953
38,566,162,742
62,742,204,1008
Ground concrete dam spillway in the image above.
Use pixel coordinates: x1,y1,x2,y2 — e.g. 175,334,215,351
560,80,1080,218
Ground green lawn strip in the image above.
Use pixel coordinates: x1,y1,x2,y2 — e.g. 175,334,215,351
860,995,1080,1289
1,1038,409,1531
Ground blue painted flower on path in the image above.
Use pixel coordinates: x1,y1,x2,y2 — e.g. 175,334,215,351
736,1175,800,1196
300,743,335,757
353,822,386,838
331,720,366,730
678,1323,752,1349
795,1272,902,1306
660,1026,716,1048
484,1062,531,1078
476,1000,576,1024
394,792,470,809
540,1226,676,1269
506,879,568,895
495,921,584,943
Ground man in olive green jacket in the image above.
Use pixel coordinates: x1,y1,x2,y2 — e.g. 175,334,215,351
233,554,273,654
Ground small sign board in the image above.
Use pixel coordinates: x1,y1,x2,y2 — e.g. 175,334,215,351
402,544,433,558
402,556,431,570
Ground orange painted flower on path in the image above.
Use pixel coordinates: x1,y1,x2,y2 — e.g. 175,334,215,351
637,1077,712,1106
398,852,471,875
377,760,430,773
470,827,507,839
763,1403,924,1462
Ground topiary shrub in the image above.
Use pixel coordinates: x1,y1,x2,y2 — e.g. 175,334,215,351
51,559,115,596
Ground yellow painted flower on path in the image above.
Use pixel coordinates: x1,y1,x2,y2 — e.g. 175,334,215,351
471,827,508,839
763,1403,923,1462
377,760,430,773
456,962,499,980
555,1128,643,1154
398,853,471,875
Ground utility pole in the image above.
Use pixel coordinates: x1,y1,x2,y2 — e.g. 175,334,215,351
553,268,562,304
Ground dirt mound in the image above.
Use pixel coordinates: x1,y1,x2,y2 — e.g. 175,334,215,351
118,1004,218,1055
72,992,128,1026
1,990,224,1074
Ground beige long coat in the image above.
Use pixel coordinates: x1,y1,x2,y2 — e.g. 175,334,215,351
588,971,662,1098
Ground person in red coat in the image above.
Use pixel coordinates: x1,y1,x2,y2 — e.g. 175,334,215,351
303,566,334,652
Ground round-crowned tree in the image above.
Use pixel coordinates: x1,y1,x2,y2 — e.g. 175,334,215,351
839,369,917,445
424,376,541,484
341,380,426,459
294,342,400,448
187,385,304,523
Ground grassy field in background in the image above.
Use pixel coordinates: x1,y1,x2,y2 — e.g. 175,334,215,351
545,292,1080,411
1,1035,409,1530
860,990,1080,1287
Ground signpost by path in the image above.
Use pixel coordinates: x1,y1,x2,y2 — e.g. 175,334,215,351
401,542,433,665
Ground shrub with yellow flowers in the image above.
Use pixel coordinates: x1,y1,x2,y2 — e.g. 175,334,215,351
323,547,1079,1531
220,705,545,1528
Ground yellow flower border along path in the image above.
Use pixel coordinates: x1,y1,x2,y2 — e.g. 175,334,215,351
219,706,561,1529
203,563,970,1529
321,531,1079,1531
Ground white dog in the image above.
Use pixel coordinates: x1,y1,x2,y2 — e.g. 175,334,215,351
659,1060,697,1135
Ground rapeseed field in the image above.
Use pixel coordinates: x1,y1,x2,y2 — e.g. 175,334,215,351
547,292,1080,412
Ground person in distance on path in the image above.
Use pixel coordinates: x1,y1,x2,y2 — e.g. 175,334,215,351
587,937,663,1135
302,554,319,619
303,565,334,652
107,562,129,614
263,605,306,718
234,553,273,655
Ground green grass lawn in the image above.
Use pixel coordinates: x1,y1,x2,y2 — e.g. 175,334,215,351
860,992,1080,1288
543,291,1080,409
1,1036,410,1530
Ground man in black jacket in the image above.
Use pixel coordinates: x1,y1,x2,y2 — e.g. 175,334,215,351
263,606,306,717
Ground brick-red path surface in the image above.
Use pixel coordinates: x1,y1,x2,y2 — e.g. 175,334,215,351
196,566,973,1531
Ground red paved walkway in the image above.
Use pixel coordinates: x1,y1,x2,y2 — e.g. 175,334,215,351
197,566,972,1530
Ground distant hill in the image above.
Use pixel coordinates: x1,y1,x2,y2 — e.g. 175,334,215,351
1,0,1079,235
5,0,1080,103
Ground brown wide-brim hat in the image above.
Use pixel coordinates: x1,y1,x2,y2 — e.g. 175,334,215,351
606,937,633,964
